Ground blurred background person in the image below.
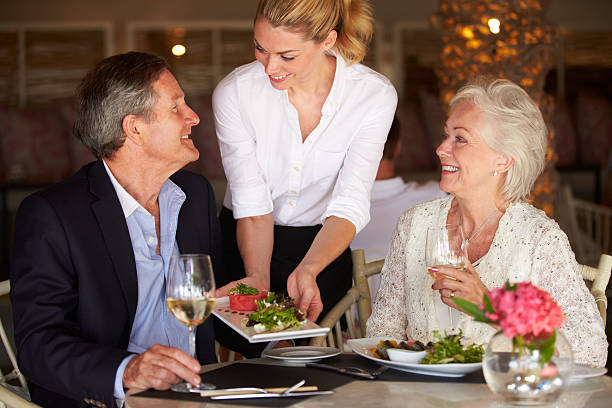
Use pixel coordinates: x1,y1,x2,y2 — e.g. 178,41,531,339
351,115,446,300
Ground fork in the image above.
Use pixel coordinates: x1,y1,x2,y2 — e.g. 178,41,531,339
345,365,389,377
306,362,389,379
195,379,308,396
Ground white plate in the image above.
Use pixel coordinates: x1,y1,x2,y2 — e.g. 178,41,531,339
347,337,482,378
571,364,608,380
212,296,329,343
263,346,341,362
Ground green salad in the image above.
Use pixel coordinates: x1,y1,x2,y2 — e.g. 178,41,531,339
420,330,484,364
245,292,306,333
227,283,259,295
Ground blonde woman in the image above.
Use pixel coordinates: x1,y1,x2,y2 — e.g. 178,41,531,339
366,78,607,367
213,0,397,321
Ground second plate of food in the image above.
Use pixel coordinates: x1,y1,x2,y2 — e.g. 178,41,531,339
263,346,341,362
347,337,482,377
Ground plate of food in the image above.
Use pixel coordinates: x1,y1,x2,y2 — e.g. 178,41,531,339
263,346,341,362
570,364,608,380
347,331,484,377
212,288,329,343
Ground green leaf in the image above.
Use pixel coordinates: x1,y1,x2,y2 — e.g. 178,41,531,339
531,331,556,366
228,283,259,295
452,298,493,323
505,281,517,291
483,293,495,314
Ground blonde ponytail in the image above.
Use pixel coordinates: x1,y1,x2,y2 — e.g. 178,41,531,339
256,0,374,65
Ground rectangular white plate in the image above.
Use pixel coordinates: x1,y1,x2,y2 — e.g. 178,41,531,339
212,296,329,343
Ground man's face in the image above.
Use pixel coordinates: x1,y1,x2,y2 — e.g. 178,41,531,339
140,69,200,171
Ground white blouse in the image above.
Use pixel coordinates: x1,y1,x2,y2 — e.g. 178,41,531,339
212,54,397,232
366,195,608,367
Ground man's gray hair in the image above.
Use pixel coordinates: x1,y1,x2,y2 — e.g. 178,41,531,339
450,78,548,203
74,52,170,159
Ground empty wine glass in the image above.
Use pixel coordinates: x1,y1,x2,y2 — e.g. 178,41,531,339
166,253,216,392
425,224,466,330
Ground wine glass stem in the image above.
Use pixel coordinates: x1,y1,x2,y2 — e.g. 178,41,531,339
189,325,196,359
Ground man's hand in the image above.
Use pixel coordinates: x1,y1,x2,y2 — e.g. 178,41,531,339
216,275,270,298
123,344,201,390
287,269,323,321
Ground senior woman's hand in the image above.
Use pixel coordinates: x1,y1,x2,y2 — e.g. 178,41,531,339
431,261,488,309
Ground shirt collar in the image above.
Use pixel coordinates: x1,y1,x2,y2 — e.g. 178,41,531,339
102,161,186,219
321,50,345,115
103,160,141,218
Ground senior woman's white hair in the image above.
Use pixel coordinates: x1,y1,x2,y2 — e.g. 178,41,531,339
449,78,548,203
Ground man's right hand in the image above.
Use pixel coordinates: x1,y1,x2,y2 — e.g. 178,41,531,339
123,344,201,390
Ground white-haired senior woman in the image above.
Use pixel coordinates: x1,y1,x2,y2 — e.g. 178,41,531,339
366,78,607,367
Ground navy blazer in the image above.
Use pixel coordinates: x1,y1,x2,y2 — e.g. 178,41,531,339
10,161,224,408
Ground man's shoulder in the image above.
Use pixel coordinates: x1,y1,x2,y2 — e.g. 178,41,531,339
28,162,97,204
171,169,212,189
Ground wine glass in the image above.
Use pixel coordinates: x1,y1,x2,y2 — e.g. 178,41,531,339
166,253,216,392
425,224,466,330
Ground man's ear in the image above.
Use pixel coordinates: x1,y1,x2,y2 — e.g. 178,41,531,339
122,114,144,146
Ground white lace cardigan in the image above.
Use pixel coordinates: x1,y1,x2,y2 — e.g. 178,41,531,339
366,195,608,367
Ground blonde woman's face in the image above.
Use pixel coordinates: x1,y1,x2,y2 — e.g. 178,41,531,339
435,101,502,200
253,18,331,90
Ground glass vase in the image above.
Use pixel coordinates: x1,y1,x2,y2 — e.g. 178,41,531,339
482,330,573,405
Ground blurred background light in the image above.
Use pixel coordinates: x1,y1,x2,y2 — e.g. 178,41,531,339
171,44,186,56
488,18,501,34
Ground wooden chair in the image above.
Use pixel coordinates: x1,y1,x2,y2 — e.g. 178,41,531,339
309,250,384,350
555,184,612,266
0,280,37,408
579,254,612,328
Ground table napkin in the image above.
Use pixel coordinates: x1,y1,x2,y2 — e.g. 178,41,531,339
132,360,353,407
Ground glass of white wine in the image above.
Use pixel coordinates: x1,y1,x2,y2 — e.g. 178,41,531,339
425,224,466,330
166,253,216,392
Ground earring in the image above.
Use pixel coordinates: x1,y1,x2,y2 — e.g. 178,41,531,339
493,170,498,177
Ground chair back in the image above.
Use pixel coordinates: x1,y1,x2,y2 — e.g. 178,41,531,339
579,254,612,328
0,281,27,392
555,184,612,266
309,250,384,350
0,280,36,408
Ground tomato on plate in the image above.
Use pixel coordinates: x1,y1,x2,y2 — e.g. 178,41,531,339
229,292,267,311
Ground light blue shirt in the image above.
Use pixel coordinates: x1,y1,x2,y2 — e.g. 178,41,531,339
103,162,189,401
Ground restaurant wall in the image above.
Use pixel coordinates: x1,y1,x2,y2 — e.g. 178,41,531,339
1,1,611,29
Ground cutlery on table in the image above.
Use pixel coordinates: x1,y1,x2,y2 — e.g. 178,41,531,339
197,379,320,397
306,362,388,379
210,390,334,400
207,379,334,400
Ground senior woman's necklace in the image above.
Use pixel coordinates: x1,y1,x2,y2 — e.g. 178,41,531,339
461,210,499,248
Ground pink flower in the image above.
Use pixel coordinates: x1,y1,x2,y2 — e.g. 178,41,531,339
483,282,565,340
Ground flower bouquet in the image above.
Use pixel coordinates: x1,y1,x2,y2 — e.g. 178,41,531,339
453,282,574,405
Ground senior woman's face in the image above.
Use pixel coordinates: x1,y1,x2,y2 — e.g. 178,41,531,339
436,101,502,199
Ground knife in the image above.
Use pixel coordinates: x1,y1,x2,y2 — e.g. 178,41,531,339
210,390,334,400
306,362,387,379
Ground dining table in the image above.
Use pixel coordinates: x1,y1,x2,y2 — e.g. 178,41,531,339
125,353,612,408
